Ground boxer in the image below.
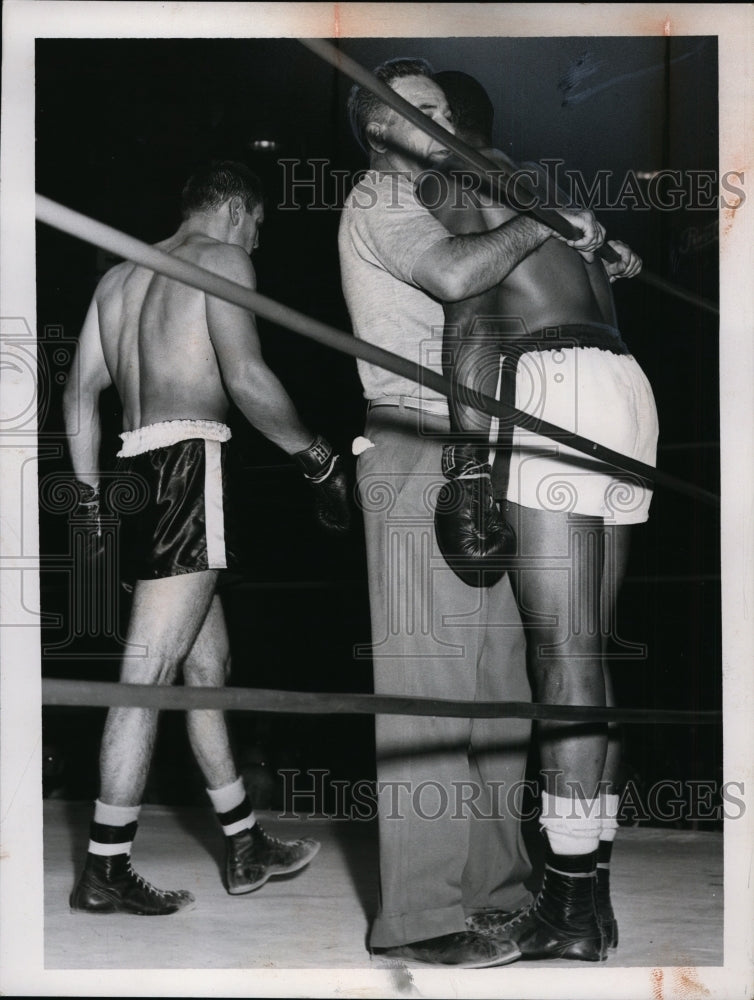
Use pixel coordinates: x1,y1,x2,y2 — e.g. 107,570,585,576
64,161,349,914
339,57,606,968
425,70,658,959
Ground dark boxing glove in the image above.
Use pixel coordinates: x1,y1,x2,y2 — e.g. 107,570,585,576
293,434,351,533
434,444,515,587
72,479,106,560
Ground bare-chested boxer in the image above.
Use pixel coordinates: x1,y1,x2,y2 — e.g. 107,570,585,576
425,72,658,960
63,161,349,915
340,57,607,969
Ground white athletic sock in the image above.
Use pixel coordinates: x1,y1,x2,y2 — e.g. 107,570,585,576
89,799,141,856
206,777,256,836
206,777,245,813
93,799,141,826
540,791,602,856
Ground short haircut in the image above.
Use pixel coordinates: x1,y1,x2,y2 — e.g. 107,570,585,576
347,57,435,153
434,70,494,144
180,160,264,219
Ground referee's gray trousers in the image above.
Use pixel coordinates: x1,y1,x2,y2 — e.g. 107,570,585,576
357,401,533,949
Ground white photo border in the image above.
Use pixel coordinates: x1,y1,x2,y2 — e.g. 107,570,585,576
1,3,751,998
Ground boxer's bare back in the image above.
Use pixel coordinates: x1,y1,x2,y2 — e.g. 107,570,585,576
83,200,310,454
95,229,259,430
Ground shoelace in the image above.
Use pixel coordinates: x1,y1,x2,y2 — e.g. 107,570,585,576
256,826,299,849
504,905,532,928
126,862,168,899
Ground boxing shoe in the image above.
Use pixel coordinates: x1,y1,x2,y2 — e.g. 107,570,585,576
434,444,515,588
374,930,521,968
497,861,606,962
70,853,195,915
293,434,351,532
597,865,619,949
465,906,528,936
225,822,320,895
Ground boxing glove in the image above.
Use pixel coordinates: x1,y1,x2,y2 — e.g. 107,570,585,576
293,435,351,533
71,479,106,560
434,444,515,587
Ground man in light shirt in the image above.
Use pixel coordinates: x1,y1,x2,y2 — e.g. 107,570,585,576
338,57,605,968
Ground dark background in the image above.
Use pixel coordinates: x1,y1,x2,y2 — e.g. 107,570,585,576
36,36,721,823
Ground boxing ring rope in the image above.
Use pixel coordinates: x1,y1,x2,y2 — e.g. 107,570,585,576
636,270,719,317
35,197,721,723
36,63,719,722
298,38,619,262
299,38,720,318
34,195,721,721
41,679,720,725
35,195,719,510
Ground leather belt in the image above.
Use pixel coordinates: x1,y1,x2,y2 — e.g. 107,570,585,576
367,395,449,416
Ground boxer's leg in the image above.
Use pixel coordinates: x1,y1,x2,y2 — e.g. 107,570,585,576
183,594,235,788
600,524,631,790
500,503,607,961
508,504,607,800
597,523,631,949
71,570,218,914
183,596,319,895
99,570,218,805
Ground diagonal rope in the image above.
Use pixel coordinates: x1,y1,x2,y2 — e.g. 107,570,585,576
35,194,719,508
299,37,719,317
298,37,617,260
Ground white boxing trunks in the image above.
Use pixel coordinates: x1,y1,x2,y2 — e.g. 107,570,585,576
502,343,659,523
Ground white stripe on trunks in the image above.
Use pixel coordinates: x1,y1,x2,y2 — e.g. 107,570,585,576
487,354,504,466
203,439,227,570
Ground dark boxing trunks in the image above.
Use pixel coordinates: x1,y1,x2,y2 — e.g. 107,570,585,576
113,420,239,583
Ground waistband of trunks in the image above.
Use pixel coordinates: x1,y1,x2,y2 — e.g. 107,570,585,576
503,323,629,357
117,419,232,458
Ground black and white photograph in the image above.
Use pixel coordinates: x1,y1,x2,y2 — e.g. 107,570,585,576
1,3,752,997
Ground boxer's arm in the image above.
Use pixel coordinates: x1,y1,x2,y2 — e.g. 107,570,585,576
601,239,642,282
63,295,112,489
204,244,312,455
206,244,351,532
412,205,605,302
420,175,503,439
